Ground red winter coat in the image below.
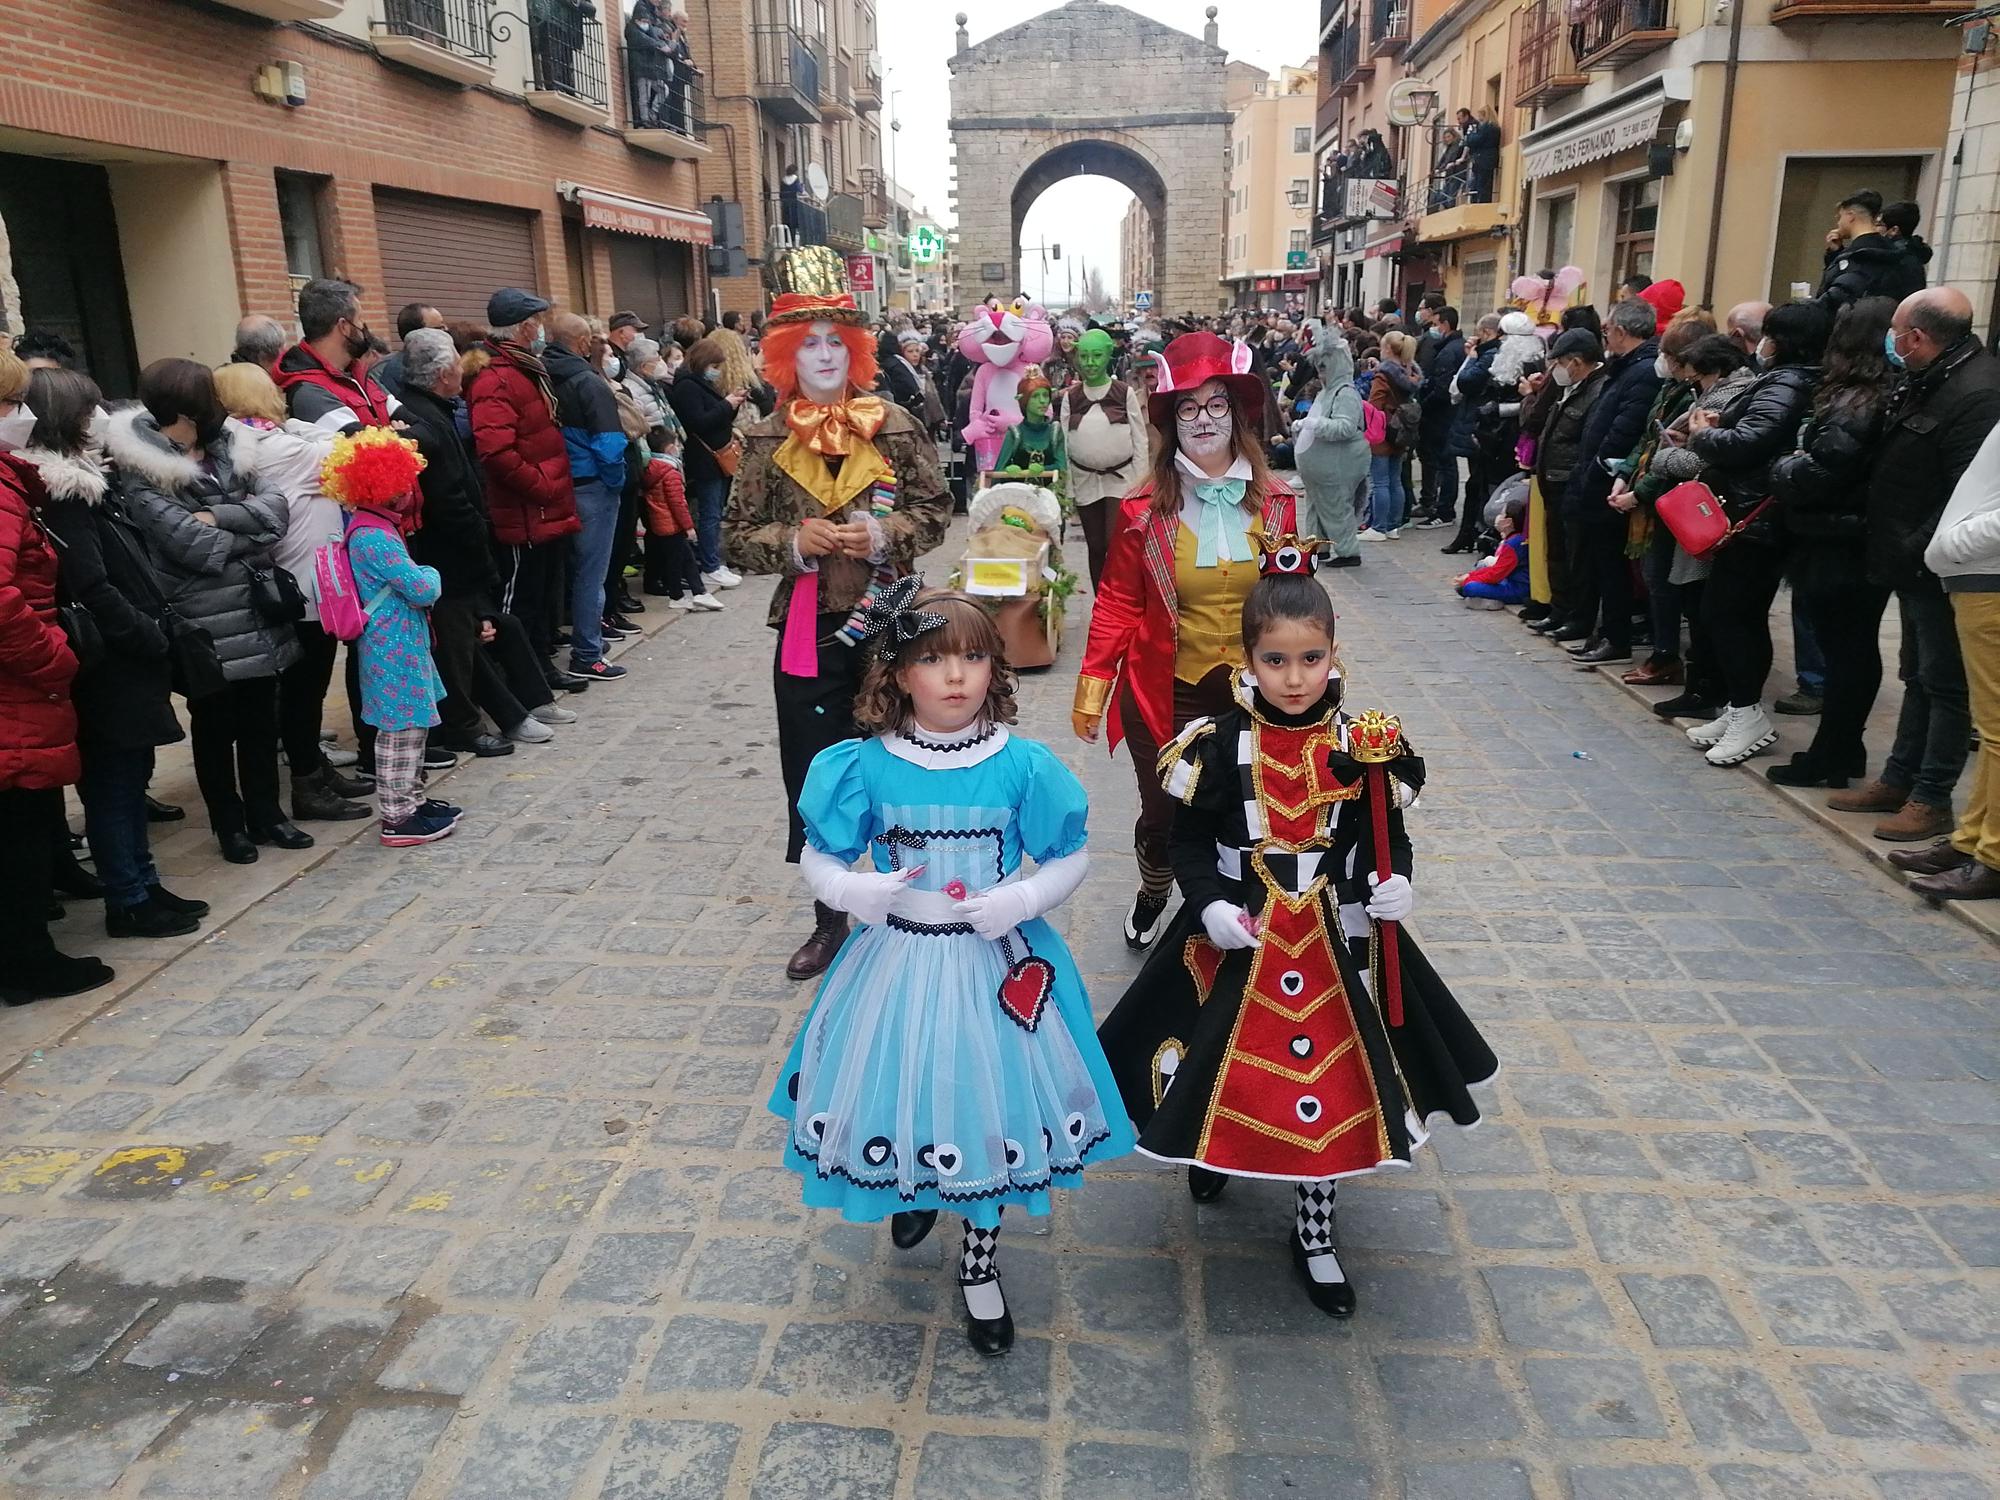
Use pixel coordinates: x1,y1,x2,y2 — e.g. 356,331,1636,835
1076,479,1297,752
641,458,693,536
0,453,81,789
467,345,580,546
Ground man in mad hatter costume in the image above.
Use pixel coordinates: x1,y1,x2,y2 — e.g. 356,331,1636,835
725,247,952,979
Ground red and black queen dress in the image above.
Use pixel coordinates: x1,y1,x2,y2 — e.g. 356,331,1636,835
1096,673,1497,1311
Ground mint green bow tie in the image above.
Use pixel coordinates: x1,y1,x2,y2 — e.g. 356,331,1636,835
1191,477,1251,567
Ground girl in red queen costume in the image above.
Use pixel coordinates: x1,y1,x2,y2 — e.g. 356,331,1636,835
1096,545,1497,1317
1072,331,1298,952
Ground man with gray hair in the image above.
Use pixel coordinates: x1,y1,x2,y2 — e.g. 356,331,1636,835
395,327,517,758
1724,301,1768,362
229,315,287,378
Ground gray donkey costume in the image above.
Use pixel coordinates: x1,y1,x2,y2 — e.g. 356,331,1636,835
1291,321,1370,562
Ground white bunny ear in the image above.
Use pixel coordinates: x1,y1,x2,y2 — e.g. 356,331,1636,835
1230,340,1255,375
1151,351,1175,394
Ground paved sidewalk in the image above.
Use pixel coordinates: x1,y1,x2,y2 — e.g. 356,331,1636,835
2,526,1997,1500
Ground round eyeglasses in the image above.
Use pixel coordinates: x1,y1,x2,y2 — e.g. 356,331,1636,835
1174,395,1232,422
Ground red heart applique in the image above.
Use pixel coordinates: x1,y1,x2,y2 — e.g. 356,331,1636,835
998,955,1056,1033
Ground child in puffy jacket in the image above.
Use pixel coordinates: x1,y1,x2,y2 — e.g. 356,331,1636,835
1455,494,1529,610
641,453,720,611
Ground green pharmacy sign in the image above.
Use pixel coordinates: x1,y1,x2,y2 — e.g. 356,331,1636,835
909,225,945,265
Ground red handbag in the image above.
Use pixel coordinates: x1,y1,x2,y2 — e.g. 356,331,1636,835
1656,480,1771,559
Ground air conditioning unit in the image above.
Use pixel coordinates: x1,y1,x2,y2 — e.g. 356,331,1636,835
769,224,796,250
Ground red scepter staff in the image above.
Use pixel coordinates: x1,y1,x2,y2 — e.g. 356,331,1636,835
1348,709,1405,1028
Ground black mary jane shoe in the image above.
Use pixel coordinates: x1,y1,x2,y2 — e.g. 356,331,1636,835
249,819,315,851
890,1209,939,1249
1187,1165,1230,1203
959,1278,1015,1357
1290,1232,1357,1318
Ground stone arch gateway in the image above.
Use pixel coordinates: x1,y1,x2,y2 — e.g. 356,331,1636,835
947,0,1230,315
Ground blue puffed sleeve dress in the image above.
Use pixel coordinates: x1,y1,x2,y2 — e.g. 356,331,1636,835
767,725,1134,1228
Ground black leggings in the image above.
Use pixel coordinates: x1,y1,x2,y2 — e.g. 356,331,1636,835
278,619,339,777
190,676,284,832
1702,542,1787,708
644,532,705,599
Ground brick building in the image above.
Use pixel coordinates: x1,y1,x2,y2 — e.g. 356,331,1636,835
0,0,722,396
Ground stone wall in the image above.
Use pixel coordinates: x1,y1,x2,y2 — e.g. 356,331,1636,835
948,0,1228,313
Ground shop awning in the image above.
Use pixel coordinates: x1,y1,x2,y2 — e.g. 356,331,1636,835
1520,72,1691,183
1364,236,1403,260
568,185,714,246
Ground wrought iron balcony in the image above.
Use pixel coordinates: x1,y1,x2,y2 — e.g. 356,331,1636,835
1370,0,1410,57
375,0,495,85
1516,0,1590,108
860,170,891,229
826,192,867,251
1330,26,1371,94
855,56,884,111
825,57,856,119
1573,0,1676,70
514,2,610,123
624,74,711,159
752,24,824,124
768,191,828,250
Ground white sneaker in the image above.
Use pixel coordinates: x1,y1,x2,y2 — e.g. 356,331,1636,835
1705,705,1778,766
530,703,578,725
321,738,359,768
703,568,742,590
665,595,695,610
1358,528,1389,541
1686,711,1732,748
690,593,725,612
507,715,555,744
1385,528,1402,540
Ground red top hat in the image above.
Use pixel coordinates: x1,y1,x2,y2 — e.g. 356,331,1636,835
1145,331,1267,431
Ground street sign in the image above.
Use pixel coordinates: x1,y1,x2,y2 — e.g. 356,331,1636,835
846,255,877,292
1285,250,1310,269
909,225,945,264
1134,290,1154,309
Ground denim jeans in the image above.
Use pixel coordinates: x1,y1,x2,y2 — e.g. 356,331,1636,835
79,744,159,909
691,472,728,575
1884,583,1972,809
1368,453,1406,533
567,479,619,668
1790,594,1826,694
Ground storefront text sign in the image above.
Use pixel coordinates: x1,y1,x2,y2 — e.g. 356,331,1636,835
1523,99,1665,182
847,255,877,292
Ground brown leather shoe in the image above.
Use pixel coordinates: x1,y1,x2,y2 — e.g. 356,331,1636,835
786,901,850,981
1826,778,1906,815
1623,658,1685,687
1887,837,1974,875
1909,860,2000,902
1872,800,1954,844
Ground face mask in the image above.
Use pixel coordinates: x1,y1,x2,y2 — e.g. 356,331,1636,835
1550,363,1575,389
529,330,548,355
0,404,34,452
343,322,372,361
704,367,724,387
1884,330,1906,370
1654,353,1673,380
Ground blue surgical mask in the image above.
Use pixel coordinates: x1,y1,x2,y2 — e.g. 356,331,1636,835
1884,330,1906,370
529,330,548,354
704,367,724,387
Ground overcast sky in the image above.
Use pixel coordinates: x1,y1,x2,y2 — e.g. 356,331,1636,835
878,0,1317,303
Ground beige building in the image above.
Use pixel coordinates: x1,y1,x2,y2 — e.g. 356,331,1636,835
1921,15,2000,338
1222,63,1319,310
687,0,891,317
1119,196,1155,309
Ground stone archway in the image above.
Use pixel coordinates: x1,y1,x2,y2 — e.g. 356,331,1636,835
948,0,1229,314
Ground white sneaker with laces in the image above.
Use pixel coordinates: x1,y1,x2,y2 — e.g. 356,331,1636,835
1358,528,1389,541
690,593,726,612
703,568,743,590
507,716,555,744
1686,712,1732,748
665,595,695,610
1384,528,1402,540
531,703,578,726
1705,705,1778,766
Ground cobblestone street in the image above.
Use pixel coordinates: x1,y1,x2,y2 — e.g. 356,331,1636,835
3,524,1998,1500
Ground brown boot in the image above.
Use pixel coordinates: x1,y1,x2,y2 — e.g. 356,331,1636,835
1826,778,1905,814
1887,837,1973,875
1872,800,1954,844
786,901,850,981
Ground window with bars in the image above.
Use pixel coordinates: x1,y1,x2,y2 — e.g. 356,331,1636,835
1461,257,1497,320
1293,126,1312,153
1289,229,1309,253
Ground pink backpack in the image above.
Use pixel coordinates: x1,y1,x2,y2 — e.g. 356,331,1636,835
314,511,398,642
1362,400,1389,446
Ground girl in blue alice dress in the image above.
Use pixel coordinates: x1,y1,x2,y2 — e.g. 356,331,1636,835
770,580,1133,1356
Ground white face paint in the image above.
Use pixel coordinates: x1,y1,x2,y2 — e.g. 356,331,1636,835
1174,378,1234,465
798,320,852,403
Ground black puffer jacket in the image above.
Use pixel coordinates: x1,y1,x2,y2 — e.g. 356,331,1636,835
1770,387,1889,593
1688,364,1819,546
1567,336,1661,518
1818,233,1925,313
1865,336,2000,590
400,385,501,603
1533,366,1606,490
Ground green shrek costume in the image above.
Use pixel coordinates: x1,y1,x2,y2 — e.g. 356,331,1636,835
1292,320,1370,566
993,365,1069,496
1057,328,1145,588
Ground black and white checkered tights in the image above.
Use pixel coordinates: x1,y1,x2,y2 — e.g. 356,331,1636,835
958,1220,1001,1284
1295,1179,1338,1252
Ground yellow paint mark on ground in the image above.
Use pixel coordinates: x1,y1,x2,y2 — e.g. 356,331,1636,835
428,975,458,989
290,1185,313,1200
287,1135,323,1147
206,1172,260,1194
352,1160,395,1184
0,1149,91,1194
93,1146,188,1184
401,1192,452,1212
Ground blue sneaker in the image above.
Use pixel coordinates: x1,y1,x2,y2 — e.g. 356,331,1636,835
568,660,628,682
419,798,462,822
380,809,458,847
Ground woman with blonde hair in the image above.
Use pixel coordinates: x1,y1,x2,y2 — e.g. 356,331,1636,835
212,361,372,824
1361,329,1418,539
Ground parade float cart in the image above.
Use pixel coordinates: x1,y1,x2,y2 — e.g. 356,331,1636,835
954,481,1076,669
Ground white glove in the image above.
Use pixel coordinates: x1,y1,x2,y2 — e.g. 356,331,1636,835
1202,900,1262,950
1365,872,1414,924
953,850,1090,939
799,847,916,926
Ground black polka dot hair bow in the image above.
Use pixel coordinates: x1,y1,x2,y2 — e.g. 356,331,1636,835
859,574,949,661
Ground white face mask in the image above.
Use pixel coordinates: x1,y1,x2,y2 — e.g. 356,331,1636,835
1654,353,1673,380
1550,363,1575,389
0,403,35,453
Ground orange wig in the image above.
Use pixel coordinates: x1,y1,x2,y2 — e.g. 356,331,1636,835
761,319,879,404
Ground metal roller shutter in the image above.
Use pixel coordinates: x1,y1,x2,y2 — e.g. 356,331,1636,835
373,189,539,326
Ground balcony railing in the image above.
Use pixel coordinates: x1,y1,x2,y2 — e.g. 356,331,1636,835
825,56,855,117
522,2,608,113
752,24,823,123
1330,26,1363,92
1370,0,1410,56
860,170,891,229
855,56,884,110
1574,0,1676,69
1517,0,1591,107
1770,0,1955,18
768,191,828,250
826,191,867,251
1314,172,1401,240
382,0,493,62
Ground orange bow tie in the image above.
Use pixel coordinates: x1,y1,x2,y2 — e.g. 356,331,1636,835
785,394,888,457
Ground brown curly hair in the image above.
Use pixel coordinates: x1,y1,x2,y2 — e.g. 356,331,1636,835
852,590,1020,734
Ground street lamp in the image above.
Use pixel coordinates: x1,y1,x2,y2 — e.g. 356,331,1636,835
1286,184,1310,209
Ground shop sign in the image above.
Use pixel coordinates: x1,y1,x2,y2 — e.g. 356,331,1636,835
847,255,877,292
1253,276,1281,292
909,225,945,264
1281,272,1314,290
1522,94,1666,182
574,187,714,246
